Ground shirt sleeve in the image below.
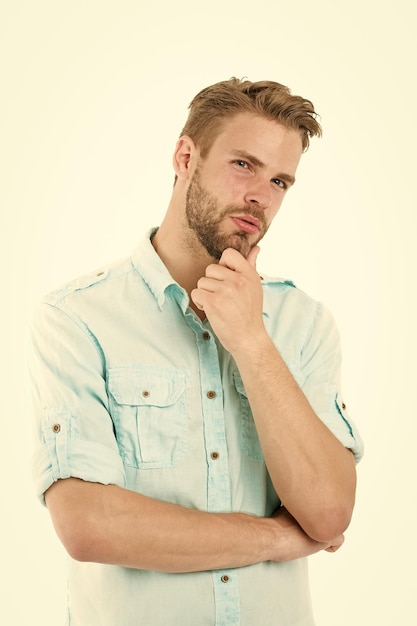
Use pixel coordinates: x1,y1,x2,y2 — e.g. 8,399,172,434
300,301,364,463
28,301,126,504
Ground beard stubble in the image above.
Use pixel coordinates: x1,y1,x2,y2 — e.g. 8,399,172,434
185,167,267,260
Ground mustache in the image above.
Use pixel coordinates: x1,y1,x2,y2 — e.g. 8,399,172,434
222,205,267,229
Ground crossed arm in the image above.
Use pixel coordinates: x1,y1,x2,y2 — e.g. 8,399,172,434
45,246,356,572
45,478,344,573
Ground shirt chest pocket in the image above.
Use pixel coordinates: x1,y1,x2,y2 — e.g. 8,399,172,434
107,366,189,469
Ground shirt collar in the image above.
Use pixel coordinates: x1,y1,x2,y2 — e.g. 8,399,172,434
131,228,189,311
260,274,296,288
131,228,296,313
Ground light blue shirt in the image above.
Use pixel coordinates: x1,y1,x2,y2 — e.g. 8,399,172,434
29,229,363,626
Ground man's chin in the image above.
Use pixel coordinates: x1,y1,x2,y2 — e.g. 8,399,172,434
201,232,257,261
224,233,255,258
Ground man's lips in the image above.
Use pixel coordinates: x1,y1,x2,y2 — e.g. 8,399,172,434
230,215,262,235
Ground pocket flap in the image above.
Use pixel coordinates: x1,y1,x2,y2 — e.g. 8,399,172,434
107,366,187,407
233,370,247,397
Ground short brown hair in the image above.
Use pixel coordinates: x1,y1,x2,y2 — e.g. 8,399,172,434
180,77,322,155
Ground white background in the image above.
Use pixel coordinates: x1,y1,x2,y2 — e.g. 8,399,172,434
1,1,416,623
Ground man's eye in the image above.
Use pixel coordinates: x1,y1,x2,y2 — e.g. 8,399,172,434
235,160,249,168
273,178,286,189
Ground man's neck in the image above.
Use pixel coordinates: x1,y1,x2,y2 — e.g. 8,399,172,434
151,221,215,299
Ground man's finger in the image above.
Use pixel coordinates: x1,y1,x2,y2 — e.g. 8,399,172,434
219,246,260,271
190,289,205,310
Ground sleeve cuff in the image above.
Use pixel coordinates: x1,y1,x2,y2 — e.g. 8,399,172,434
33,439,126,505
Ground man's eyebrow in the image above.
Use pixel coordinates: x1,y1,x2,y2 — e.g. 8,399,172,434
230,149,296,186
230,149,265,168
275,172,296,186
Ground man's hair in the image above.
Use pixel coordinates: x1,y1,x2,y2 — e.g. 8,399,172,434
180,77,322,156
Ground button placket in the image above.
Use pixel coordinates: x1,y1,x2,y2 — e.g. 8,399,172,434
196,330,231,512
185,317,240,624
213,569,240,625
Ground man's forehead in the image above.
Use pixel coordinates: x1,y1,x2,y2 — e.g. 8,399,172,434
209,113,303,168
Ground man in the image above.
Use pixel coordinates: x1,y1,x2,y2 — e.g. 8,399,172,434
29,78,363,625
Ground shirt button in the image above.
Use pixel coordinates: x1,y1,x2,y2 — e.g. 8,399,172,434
142,390,150,398
207,391,216,399
202,331,211,340
342,402,346,410
52,424,61,433
210,451,219,460
221,575,230,583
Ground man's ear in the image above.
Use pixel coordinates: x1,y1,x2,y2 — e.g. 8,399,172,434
173,136,198,181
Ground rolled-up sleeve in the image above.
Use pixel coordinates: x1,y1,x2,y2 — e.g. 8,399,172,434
300,301,364,462
29,302,125,504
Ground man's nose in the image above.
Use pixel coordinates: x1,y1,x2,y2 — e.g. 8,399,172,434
243,179,272,209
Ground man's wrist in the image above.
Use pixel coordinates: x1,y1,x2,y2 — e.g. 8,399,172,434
229,328,274,364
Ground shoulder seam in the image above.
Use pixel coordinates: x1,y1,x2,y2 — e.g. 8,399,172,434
43,258,135,306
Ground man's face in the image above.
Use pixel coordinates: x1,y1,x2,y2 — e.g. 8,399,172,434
184,113,303,260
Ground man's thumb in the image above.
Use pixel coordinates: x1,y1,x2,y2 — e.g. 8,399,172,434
246,245,260,268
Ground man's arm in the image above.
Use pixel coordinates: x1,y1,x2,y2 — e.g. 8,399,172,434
191,246,357,543
232,331,356,542
45,477,343,572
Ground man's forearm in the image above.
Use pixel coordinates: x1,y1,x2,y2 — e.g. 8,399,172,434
45,478,338,573
232,333,357,543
